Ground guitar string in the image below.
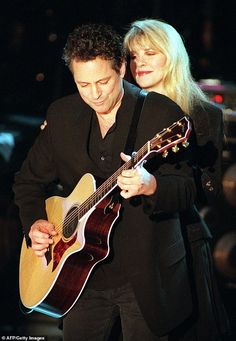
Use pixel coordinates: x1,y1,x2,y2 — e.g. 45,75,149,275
53,118,188,236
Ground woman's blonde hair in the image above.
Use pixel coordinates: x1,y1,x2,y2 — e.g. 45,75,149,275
124,19,208,115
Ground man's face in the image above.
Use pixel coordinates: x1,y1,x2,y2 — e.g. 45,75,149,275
71,57,125,114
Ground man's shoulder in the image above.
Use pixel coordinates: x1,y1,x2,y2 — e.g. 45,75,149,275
47,93,84,115
42,93,91,131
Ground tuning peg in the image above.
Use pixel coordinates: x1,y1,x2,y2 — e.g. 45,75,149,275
172,145,180,153
182,141,189,148
162,150,169,158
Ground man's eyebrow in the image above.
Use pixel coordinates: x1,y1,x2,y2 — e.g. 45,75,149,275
77,76,110,84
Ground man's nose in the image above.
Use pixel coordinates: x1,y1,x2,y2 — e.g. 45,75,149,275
91,85,101,99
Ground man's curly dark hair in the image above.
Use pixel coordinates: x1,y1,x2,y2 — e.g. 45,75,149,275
62,23,126,73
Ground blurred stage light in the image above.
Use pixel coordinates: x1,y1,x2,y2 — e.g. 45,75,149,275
35,73,45,82
213,231,236,281
48,33,58,43
214,94,223,104
45,9,54,17
223,164,236,208
198,79,236,110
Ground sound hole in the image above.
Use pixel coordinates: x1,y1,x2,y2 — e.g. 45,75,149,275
63,206,79,238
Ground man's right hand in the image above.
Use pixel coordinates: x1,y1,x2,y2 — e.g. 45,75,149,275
29,219,57,257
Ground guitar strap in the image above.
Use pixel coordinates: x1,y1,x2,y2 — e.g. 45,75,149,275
113,89,147,204
124,89,147,155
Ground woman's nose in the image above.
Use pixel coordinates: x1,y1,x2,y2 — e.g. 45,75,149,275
135,55,146,66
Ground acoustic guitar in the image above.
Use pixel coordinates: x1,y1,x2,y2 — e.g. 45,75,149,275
19,116,191,318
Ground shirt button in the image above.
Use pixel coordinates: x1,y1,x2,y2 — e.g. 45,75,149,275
101,156,105,161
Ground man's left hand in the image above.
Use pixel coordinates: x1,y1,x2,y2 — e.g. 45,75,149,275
117,152,157,199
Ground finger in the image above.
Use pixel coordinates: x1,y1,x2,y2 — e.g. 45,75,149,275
120,169,137,180
117,177,132,189
124,170,135,177
31,221,57,241
34,248,48,257
34,236,54,245
38,223,57,235
120,152,131,162
120,189,130,199
32,219,57,234
32,242,50,251
29,230,51,242
29,230,55,247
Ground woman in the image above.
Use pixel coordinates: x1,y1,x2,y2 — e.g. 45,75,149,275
124,18,222,204
124,19,231,340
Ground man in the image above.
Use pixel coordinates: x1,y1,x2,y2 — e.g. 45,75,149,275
14,24,197,340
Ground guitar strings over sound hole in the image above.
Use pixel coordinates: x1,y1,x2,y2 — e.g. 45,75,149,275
63,206,79,238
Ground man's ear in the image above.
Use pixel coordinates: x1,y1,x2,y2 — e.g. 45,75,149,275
120,61,126,78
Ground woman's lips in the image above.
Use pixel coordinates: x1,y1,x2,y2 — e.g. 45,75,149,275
136,71,152,77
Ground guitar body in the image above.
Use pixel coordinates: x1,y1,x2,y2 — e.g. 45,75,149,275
19,173,121,317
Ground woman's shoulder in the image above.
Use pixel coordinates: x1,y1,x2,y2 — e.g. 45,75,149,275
191,100,223,146
192,100,223,119
192,99,222,128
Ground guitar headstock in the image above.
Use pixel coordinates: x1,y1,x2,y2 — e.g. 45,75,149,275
150,116,192,157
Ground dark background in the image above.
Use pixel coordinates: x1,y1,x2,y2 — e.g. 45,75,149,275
0,0,236,339
1,0,236,115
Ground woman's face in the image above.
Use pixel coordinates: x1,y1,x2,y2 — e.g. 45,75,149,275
129,45,167,93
